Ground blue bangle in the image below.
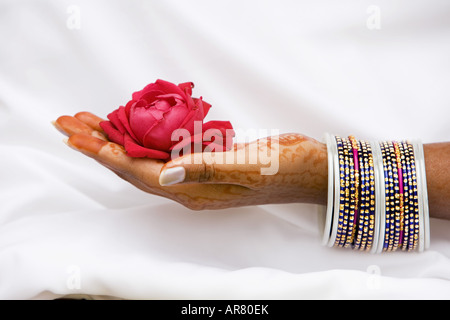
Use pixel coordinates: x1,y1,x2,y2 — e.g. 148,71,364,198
398,141,411,250
387,141,402,251
334,136,348,247
354,139,369,250
380,142,394,251
341,137,354,247
405,141,420,251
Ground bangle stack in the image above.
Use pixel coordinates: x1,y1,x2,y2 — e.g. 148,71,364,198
322,134,430,253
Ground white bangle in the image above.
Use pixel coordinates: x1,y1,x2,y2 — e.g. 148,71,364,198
413,139,430,251
371,141,384,254
320,133,336,246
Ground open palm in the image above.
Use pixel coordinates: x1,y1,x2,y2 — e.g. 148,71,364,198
54,112,327,210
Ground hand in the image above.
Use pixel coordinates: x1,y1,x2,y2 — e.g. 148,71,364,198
54,112,328,210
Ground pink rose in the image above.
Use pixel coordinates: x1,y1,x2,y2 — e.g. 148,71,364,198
99,80,234,160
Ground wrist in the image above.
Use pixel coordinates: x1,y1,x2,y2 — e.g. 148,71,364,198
268,134,328,205
293,137,328,205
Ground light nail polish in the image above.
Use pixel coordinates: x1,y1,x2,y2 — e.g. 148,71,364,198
159,167,186,186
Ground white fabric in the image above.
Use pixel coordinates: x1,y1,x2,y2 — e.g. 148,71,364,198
1,0,450,300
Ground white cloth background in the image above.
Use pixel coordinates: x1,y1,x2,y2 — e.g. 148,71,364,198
1,0,450,299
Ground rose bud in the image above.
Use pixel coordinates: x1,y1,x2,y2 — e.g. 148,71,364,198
100,79,234,160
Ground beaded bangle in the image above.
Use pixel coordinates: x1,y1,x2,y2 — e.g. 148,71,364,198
334,136,349,247
353,138,367,250
380,142,394,251
407,142,420,250
362,141,375,250
322,134,429,254
342,137,355,247
348,136,360,246
361,139,376,251
387,141,401,251
353,139,367,250
400,141,414,250
393,142,405,247
397,141,410,250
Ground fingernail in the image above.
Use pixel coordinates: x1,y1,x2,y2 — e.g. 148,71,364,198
63,137,78,151
159,167,186,186
63,138,77,152
52,120,67,135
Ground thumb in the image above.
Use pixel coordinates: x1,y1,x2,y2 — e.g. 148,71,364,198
159,151,262,187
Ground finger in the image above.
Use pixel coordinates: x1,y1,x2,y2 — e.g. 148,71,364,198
66,133,129,168
159,151,262,187
66,132,108,154
67,133,164,184
74,112,105,132
54,115,106,140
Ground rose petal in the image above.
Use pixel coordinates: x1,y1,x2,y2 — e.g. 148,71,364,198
178,82,194,96
100,121,124,145
203,120,234,132
155,93,184,107
107,109,126,134
133,80,185,100
202,128,227,151
151,80,194,110
117,105,139,142
153,99,172,112
129,100,159,143
178,108,203,135
154,79,186,96
201,100,212,118
169,131,204,151
149,108,165,121
124,100,134,118
203,121,235,150
140,90,164,104
171,120,235,152
142,104,190,151
132,80,196,111
132,83,154,101
193,97,212,119
124,134,170,159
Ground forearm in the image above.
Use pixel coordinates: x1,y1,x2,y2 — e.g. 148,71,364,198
424,142,450,219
